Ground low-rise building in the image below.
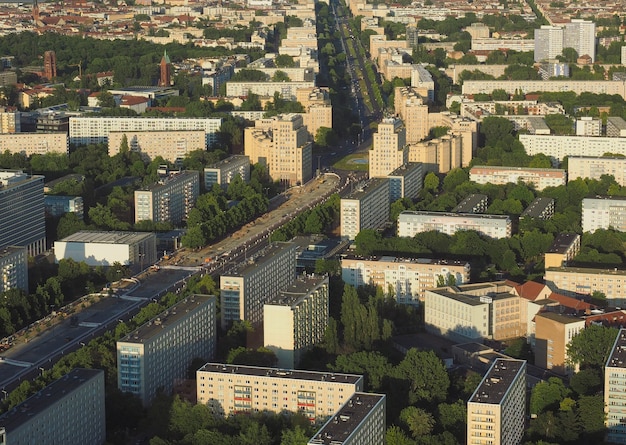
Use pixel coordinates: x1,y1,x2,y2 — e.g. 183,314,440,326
117,295,216,406
387,162,423,202
521,197,555,220
340,179,390,241
108,130,206,163
544,233,581,269
568,156,626,186
197,364,363,422
582,196,626,233
204,155,251,189
469,165,566,191
398,211,512,239
606,116,626,137
545,266,626,306
0,246,28,294
452,193,488,214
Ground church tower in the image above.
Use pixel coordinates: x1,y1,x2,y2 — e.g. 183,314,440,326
44,50,57,80
159,50,171,87
32,0,40,24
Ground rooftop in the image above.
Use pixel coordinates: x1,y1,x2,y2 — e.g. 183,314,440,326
470,165,563,173
606,328,626,369
59,230,154,245
198,363,363,385
469,359,525,405
0,369,103,432
399,210,510,221
583,195,626,203
341,254,469,269
0,246,25,259
137,170,199,192
546,233,580,254
308,393,385,445
546,266,626,276
206,155,249,169
535,311,585,324
119,295,215,343
342,178,388,201
521,197,555,218
265,274,328,307
388,162,422,178
221,242,295,277
452,193,488,213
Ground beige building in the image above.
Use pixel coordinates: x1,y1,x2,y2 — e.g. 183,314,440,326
108,130,206,163
0,108,20,133
428,112,478,167
197,364,363,422
534,311,584,375
467,359,526,445
409,134,462,173
576,116,601,136
244,114,313,186
263,275,329,369
398,211,512,239
545,266,626,306
0,246,28,294
544,233,581,269
341,254,470,304
226,81,315,101
520,134,626,164
296,87,333,140
394,87,429,144
568,156,626,186
0,369,105,445
369,118,408,177
340,178,390,240
308,393,386,445
582,196,626,233
220,242,296,329
463,80,626,99
470,166,566,191
0,132,68,156
606,328,626,444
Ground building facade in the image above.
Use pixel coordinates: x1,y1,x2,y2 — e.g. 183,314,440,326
568,156,626,186
606,328,626,443
226,81,315,100
197,363,363,422
44,195,84,219
398,211,512,239
467,359,526,445
394,87,429,144
545,266,626,306
469,166,566,191
463,80,626,99
204,155,251,189
0,369,105,445
521,197,555,220
520,134,626,164
0,171,45,256
263,275,329,369
0,133,68,156
108,130,206,163
340,178,390,241
607,117,626,137
117,295,216,406
534,312,584,375
544,233,581,269
0,246,28,294
369,118,409,178
134,170,200,225
582,196,626,233
220,242,296,329
387,162,423,202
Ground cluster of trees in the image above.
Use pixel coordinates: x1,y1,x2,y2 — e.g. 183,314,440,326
574,229,626,265
270,193,340,241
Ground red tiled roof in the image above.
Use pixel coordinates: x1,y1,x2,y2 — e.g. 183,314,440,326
548,292,594,312
515,281,548,301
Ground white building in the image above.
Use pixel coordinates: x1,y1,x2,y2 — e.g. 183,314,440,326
582,196,626,233
226,81,315,101
564,19,596,62
69,116,222,146
54,231,157,269
263,274,329,369
204,155,250,188
117,295,216,406
0,246,28,294
568,156,626,186
462,80,626,99
534,26,565,62
576,116,601,136
108,130,206,163
340,178,390,241
606,328,626,443
0,369,105,445
519,134,626,165
470,165,566,191
398,211,512,239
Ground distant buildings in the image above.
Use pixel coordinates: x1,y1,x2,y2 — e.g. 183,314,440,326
606,328,626,443
54,231,157,269
263,274,329,369
398,211,512,239
0,246,28,294
582,196,626,232
467,359,526,445
0,369,105,445
394,87,429,144
204,155,251,189
197,364,363,422
463,80,625,99
0,133,69,156
226,81,315,100
117,295,216,406
340,178,390,241
469,166,566,191
108,130,206,164
0,170,45,256
134,170,200,225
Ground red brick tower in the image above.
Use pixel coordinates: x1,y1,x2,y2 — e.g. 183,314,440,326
44,50,57,80
159,50,171,87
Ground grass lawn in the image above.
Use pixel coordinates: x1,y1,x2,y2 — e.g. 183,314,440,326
333,152,369,171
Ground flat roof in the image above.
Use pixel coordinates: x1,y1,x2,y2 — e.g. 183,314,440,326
266,274,328,307
399,210,510,220
388,162,421,178
308,393,385,444
535,311,584,324
428,289,487,306
470,165,565,174
469,359,525,405
198,363,363,385
59,230,154,244
120,295,214,343
343,178,388,201
546,233,580,254
583,195,626,203
206,155,249,169
137,170,199,192
607,328,626,369
546,266,626,276
0,246,26,259
221,242,295,277
341,254,469,268
0,369,103,432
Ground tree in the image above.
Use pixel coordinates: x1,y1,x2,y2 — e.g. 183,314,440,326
280,426,309,445
530,377,569,415
437,400,466,440
315,127,337,147
569,368,602,396
423,172,439,193
330,351,393,390
396,349,450,404
567,324,619,370
386,426,416,445
400,406,434,438
442,168,469,192
480,116,514,147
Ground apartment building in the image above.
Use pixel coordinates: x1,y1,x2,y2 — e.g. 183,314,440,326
576,117,601,136
410,65,435,102
569,156,626,185
471,38,534,52
264,274,329,369
341,254,470,304
44,195,84,219
582,196,626,233
467,359,526,445
197,364,364,422
429,112,478,167
534,311,584,375
244,114,312,186
469,166,566,191
117,295,216,406
409,134,463,173
0,132,68,156
544,233,581,269
607,116,626,137
0,369,105,445
463,81,626,99
394,86,429,143
295,87,333,140
605,328,626,443
69,116,222,146
220,242,296,329
108,130,206,163
0,108,20,133
0,171,45,256
204,155,250,189
54,231,156,269
398,211,512,239
340,178,390,241
369,118,409,178
453,194,488,214
387,162,423,201
545,266,626,306
0,246,27,294
534,26,565,62
226,81,315,101
564,19,596,62
520,197,555,220
308,393,386,445
520,134,626,164
134,170,200,225
425,282,522,342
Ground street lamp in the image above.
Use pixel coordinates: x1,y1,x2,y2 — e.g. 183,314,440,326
1,389,7,400
38,367,45,376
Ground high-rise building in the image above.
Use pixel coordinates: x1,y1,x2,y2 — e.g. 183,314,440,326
117,295,216,406
43,50,57,80
564,19,596,62
340,178,390,241
134,170,200,225
295,87,333,140
582,196,626,233
467,359,526,445
534,26,565,62
308,393,386,445
0,369,105,445
244,114,312,186
398,211,512,239
394,87,429,144
204,155,251,189
387,162,423,202
159,50,172,87
0,246,28,294
0,170,45,256
369,118,408,177
605,328,626,443
197,363,363,421
263,274,329,368
220,242,296,329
